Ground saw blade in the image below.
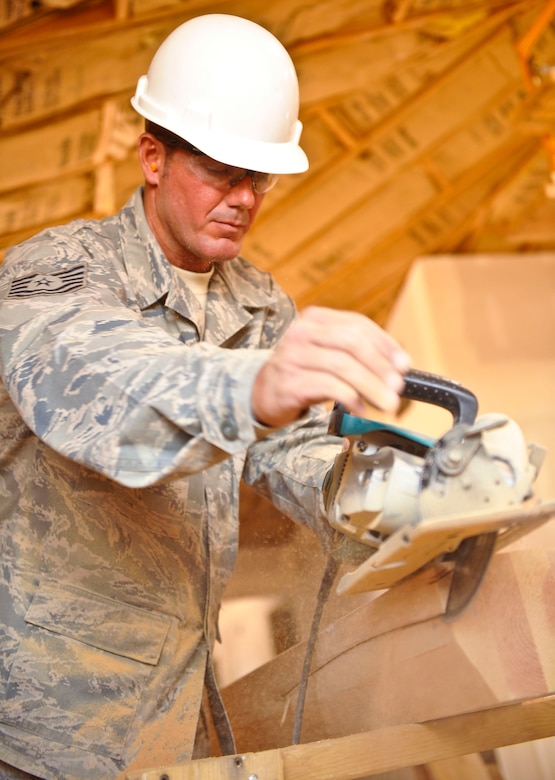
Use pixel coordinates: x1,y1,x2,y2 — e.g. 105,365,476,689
444,531,497,621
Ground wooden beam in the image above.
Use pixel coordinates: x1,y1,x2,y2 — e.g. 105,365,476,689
288,1,530,56
220,543,555,754
516,0,555,62
126,694,555,780
268,135,536,317
388,0,416,25
245,25,525,269
426,753,493,780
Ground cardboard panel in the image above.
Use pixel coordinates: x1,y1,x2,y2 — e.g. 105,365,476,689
386,253,555,500
326,25,498,139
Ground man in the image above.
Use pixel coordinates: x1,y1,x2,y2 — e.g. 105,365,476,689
0,14,410,780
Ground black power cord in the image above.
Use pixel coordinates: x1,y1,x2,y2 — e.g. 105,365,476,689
292,554,341,745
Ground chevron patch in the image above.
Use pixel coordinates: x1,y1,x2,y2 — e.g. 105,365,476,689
7,263,87,299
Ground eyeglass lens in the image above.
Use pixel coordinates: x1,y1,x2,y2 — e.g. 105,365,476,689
187,155,279,194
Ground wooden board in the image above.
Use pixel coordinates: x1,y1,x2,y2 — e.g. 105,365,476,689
0,174,93,238
125,693,555,779
220,541,555,753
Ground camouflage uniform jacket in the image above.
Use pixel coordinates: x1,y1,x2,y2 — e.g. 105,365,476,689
0,188,342,779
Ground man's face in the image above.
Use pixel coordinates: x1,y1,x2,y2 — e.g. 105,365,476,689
142,137,268,272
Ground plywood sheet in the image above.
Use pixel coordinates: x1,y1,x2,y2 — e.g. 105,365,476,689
221,546,555,752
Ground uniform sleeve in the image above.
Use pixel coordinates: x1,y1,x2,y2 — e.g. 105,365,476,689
242,403,344,550
0,236,286,487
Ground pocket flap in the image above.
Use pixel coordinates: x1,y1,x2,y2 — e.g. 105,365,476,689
25,581,171,665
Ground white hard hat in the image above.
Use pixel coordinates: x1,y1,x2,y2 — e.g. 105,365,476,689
131,14,308,174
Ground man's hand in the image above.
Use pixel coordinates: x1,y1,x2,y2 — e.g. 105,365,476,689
252,306,411,428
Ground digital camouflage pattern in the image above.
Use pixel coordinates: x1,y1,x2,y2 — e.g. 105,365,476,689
0,188,342,780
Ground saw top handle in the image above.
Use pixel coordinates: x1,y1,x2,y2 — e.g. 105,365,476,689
401,368,478,425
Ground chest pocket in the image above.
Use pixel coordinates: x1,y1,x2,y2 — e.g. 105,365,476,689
0,581,171,759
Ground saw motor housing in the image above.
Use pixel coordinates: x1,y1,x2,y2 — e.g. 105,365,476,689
325,371,545,552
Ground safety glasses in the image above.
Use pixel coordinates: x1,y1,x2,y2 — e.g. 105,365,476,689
159,130,279,194
186,152,280,194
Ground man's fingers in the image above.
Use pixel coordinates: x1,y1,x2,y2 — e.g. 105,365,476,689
251,306,412,427
277,340,403,414
285,308,411,410
296,306,411,382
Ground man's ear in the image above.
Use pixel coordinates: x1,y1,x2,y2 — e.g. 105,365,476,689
138,133,163,184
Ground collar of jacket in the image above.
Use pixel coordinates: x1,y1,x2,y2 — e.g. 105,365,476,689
118,188,279,317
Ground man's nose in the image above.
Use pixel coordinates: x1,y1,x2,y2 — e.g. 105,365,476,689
227,174,258,207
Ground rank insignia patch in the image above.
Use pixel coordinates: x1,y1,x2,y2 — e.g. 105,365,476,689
7,263,87,298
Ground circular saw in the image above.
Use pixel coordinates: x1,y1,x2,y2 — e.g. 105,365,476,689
324,369,553,618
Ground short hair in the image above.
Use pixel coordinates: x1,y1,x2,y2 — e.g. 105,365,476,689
145,120,202,155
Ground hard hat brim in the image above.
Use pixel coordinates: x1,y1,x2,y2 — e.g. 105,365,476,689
133,95,309,175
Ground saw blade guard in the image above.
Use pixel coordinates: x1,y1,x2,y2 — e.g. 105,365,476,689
420,413,546,522
325,370,545,549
